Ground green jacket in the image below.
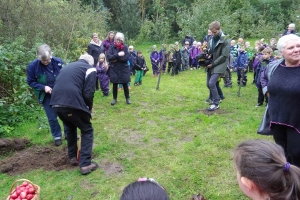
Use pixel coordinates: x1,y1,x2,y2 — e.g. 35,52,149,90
208,33,230,74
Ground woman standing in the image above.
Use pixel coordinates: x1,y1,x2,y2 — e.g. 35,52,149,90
261,34,300,167
107,32,131,105
102,31,115,54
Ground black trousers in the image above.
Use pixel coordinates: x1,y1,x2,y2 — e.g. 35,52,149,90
257,86,268,104
272,124,300,168
113,83,129,99
53,107,93,167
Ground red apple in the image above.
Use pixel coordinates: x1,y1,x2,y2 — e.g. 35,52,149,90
27,187,35,194
21,181,28,187
26,194,34,200
10,192,18,199
20,191,27,199
16,189,22,195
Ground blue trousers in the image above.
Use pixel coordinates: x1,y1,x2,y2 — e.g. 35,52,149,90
42,94,62,140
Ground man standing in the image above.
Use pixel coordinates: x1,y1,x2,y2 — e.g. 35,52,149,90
50,53,98,175
206,21,230,111
26,44,65,146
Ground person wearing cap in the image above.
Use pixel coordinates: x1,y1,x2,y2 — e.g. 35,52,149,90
107,32,131,105
26,44,65,146
181,41,190,71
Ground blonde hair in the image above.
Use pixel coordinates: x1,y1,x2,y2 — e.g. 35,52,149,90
262,47,273,55
97,53,108,70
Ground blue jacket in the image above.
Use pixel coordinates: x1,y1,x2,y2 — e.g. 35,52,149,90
234,51,248,70
255,56,275,87
26,57,64,103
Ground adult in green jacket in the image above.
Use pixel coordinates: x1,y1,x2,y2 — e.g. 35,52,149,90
206,21,230,111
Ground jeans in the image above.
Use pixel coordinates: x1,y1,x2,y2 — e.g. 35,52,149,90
206,72,221,105
42,94,62,140
53,107,94,167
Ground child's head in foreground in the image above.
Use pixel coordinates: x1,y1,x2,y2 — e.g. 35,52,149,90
120,178,170,200
234,139,300,200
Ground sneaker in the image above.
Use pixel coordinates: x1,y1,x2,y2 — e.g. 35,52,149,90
256,103,263,107
80,162,99,175
118,88,123,91
54,139,62,146
207,104,219,111
69,157,78,166
134,83,139,86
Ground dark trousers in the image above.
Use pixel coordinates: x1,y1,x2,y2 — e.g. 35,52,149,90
272,124,300,168
257,86,268,104
209,81,224,100
172,63,180,75
53,107,93,167
237,70,247,86
95,76,99,90
113,83,129,99
206,72,221,105
167,62,173,73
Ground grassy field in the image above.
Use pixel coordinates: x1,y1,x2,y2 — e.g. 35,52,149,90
0,43,272,200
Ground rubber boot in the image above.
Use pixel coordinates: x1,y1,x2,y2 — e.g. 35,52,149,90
126,98,131,104
111,99,117,105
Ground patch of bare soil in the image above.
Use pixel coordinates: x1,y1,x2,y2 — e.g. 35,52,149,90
0,138,76,176
99,160,124,176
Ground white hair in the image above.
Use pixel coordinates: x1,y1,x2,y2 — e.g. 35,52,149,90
37,44,52,60
114,32,125,42
288,23,295,29
277,34,300,53
79,53,94,66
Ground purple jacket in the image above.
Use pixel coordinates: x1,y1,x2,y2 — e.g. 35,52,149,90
102,39,114,54
150,51,160,64
190,46,200,59
252,53,263,70
260,59,283,95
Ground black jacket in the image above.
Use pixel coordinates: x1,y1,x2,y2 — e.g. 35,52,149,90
87,42,104,66
134,56,146,70
107,44,131,83
50,60,96,115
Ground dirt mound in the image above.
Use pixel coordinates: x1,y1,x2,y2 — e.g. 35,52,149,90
0,138,76,176
0,138,31,155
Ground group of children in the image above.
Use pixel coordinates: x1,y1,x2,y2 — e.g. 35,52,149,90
150,40,209,77
119,140,300,200
229,37,279,107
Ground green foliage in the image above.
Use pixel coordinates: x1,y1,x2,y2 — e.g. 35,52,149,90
0,37,38,136
152,13,171,44
136,19,155,44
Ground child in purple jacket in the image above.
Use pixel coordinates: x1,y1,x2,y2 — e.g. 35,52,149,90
96,53,110,96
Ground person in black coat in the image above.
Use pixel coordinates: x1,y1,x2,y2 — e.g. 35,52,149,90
87,33,104,91
50,53,98,175
107,32,131,105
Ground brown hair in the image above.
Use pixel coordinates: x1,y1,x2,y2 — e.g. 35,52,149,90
209,21,220,30
262,47,273,55
234,140,300,199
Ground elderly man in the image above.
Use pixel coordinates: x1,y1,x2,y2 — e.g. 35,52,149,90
26,44,65,146
50,53,98,175
282,23,297,36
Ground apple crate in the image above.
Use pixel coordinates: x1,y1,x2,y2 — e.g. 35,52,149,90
6,179,40,200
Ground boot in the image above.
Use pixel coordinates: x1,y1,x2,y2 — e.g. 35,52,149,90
111,99,117,105
126,98,131,104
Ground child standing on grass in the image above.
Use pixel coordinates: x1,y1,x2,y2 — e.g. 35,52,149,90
234,140,300,200
96,53,110,96
134,50,146,86
234,45,248,86
255,47,274,107
150,45,160,76
167,44,174,73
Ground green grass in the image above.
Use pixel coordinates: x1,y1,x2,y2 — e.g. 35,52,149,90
0,43,272,200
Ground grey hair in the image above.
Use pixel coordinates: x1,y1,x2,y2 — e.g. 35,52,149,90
114,32,124,42
79,53,94,66
277,34,300,53
37,44,52,60
288,23,295,29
